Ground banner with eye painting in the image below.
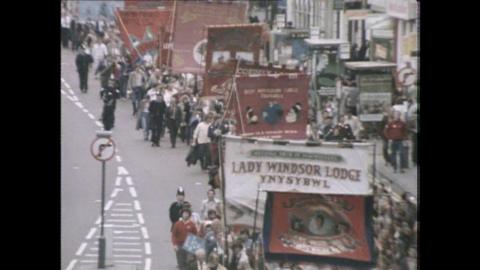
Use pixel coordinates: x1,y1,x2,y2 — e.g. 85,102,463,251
115,8,171,65
263,192,374,264
231,73,310,140
170,1,247,74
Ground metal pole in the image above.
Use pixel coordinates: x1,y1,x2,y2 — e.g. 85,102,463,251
98,160,106,269
218,136,229,266
252,184,261,237
373,143,377,186
337,10,340,39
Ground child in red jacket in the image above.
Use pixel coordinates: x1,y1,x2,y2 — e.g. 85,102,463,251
171,208,198,269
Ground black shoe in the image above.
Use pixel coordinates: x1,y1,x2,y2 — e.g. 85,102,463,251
400,169,405,173
151,143,155,147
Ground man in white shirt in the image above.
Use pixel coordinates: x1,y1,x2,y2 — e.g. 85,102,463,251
92,39,108,72
193,115,213,171
143,53,154,68
200,189,222,220
344,111,363,140
61,12,72,48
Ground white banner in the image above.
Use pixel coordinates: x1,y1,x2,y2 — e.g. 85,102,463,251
223,136,372,223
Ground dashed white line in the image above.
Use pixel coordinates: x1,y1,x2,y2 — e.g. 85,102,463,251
88,113,95,120
75,242,88,256
95,217,101,225
61,78,66,83
66,96,75,102
95,121,103,127
129,187,138,198
105,200,114,211
144,258,152,270
115,177,122,186
115,203,132,206
137,213,145,225
106,219,137,223
141,227,149,239
145,242,151,255
118,166,130,175
61,90,67,95
116,155,122,162
84,254,98,257
86,228,97,240
65,259,77,270
126,176,133,186
104,224,140,228
134,200,141,211
115,260,142,264
82,108,89,113
65,82,71,89
79,260,96,263
111,188,123,198
113,230,139,234
68,89,74,95
71,96,78,101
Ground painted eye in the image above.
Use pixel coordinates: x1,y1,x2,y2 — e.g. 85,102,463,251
289,207,351,238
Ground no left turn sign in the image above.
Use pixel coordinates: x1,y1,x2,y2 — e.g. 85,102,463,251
90,137,116,162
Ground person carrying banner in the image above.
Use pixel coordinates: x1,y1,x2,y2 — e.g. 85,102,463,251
75,46,93,93
172,207,198,270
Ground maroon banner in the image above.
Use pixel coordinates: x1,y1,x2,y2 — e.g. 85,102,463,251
170,1,247,74
115,8,171,64
229,73,310,140
265,193,372,262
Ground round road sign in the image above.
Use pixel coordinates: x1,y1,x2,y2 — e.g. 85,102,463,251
90,137,116,162
396,66,417,87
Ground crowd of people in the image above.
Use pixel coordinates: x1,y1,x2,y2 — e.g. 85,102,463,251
64,5,417,269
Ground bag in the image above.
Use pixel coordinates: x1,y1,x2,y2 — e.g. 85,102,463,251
186,145,199,166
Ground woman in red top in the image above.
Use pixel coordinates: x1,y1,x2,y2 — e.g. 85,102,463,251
171,208,198,270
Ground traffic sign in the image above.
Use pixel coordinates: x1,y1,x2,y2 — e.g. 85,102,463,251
90,137,116,162
396,66,417,87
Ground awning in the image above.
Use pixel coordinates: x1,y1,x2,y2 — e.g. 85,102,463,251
345,61,397,70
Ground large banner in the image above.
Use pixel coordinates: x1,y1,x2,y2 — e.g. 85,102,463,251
357,74,393,122
222,136,372,230
263,193,374,264
170,1,247,74
232,73,310,140
115,9,171,64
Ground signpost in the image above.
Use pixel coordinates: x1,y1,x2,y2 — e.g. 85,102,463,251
90,131,116,269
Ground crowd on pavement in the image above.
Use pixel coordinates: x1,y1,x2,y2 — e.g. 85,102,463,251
63,4,417,269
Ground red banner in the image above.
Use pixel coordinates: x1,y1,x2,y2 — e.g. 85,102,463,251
227,73,310,140
115,8,171,64
170,1,247,74
264,193,373,263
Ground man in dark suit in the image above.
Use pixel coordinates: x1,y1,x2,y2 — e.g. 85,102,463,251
75,46,93,93
149,94,167,147
166,99,183,148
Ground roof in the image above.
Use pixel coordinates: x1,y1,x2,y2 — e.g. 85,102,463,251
344,61,397,70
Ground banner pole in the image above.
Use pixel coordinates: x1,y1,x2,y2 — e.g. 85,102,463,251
167,0,177,69
218,136,229,266
373,143,377,187
252,183,261,237
115,8,143,62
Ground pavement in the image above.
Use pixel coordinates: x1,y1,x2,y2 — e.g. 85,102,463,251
371,139,418,200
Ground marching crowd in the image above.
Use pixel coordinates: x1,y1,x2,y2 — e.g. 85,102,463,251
64,5,417,270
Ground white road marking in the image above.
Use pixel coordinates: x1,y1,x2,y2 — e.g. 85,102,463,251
65,259,77,270
115,260,142,264
61,90,67,95
105,200,114,211
118,166,130,175
106,219,137,223
86,228,97,240
112,208,133,212
126,177,133,186
71,96,78,101
73,166,79,170
114,242,141,246
68,89,74,95
115,177,122,186
87,113,95,120
95,121,103,127
144,258,152,270
95,217,101,225
111,213,134,217
116,155,122,162
114,236,141,240
61,78,65,83
134,200,141,211
113,230,139,234
89,247,98,251
137,213,145,225
65,82,71,89
115,203,132,206
114,254,142,258
145,242,151,255
66,96,75,102
104,224,140,228
75,242,88,256
129,187,138,198
141,227,149,239
114,248,142,252
195,182,202,185
110,188,123,198
79,260,96,263
84,254,98,257
82,108,89,113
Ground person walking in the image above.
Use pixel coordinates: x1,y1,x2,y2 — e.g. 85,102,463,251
169,187,191,228
193,115,213,171
345,110,363,140
61,11,72,48
136,95,151,141
166,99,183,148
171,207,198,270
200,189,222,221
75,46,93,93
384,111,408,173
128,66,146,116
70,16,77,51
380,112,393,167
92,39,108,75
100,80,119,131
149,94,166,147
